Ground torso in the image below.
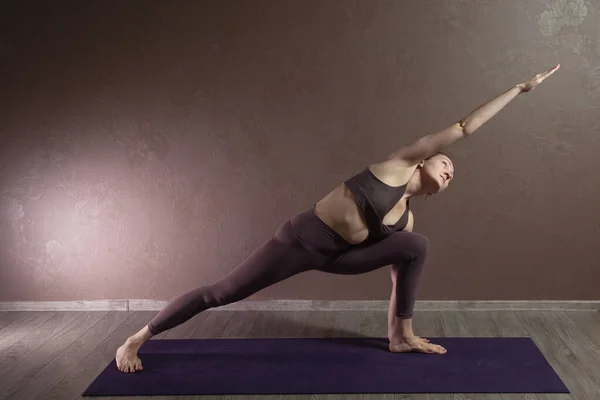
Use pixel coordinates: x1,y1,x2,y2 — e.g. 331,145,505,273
314,159,418,244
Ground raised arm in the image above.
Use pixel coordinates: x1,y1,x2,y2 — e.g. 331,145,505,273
388,64,561,165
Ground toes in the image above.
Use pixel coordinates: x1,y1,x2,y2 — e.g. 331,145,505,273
117,362,141,373
423,344,446,354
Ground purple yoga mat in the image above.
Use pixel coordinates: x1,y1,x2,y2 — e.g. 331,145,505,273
83,337,569,396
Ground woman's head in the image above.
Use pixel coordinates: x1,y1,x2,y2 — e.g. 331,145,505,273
418,152,454,196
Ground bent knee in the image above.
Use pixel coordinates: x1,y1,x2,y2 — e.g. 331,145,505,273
393,232,429,259
411,232,429,255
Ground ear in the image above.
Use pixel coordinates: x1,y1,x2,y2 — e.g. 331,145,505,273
417,160,425,168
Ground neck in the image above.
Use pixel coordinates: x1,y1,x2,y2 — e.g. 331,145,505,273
404,172,431,199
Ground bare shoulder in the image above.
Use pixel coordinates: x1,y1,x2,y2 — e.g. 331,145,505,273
367,157,419,187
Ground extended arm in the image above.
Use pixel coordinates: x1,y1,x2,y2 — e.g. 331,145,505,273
388,64,560,165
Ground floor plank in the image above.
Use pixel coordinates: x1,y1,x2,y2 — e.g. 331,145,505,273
563,311,600,352
1,311,132,400
40,311,155,400
0,311,82,379
0,311,56,353
0,311,107,399
0,311,39,334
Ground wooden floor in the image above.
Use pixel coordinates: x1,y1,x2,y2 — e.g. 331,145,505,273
0,309,599,400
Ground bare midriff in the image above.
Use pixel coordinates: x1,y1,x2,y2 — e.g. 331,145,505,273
314,183,370,245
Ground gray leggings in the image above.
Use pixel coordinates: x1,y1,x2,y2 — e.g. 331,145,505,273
147,207,429,335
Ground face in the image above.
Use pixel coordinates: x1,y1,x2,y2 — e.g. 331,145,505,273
420,154,454,194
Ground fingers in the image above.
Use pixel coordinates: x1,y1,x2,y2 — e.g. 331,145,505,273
541,64,560,79
525,64,560,91
532,64,560,80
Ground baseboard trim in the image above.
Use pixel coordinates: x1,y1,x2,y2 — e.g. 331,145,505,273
0,299,598,312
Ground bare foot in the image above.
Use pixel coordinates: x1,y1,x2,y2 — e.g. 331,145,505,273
389,336,447,354
116,338,144,373
388,332,430,344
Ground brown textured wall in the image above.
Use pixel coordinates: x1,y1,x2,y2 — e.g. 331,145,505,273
1,0,599,302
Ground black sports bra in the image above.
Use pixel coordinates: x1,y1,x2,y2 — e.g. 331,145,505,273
343,167,410,240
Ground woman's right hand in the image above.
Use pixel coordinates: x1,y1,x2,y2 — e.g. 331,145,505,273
517,64,560,93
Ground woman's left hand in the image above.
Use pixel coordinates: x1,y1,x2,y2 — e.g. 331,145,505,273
517,64,560,93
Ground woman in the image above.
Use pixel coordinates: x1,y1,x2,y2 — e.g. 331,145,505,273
116,64,560,373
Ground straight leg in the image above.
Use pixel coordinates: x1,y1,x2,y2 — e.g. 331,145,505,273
116,211,344,373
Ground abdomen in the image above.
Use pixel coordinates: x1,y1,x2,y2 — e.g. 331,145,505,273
314,183,369,244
